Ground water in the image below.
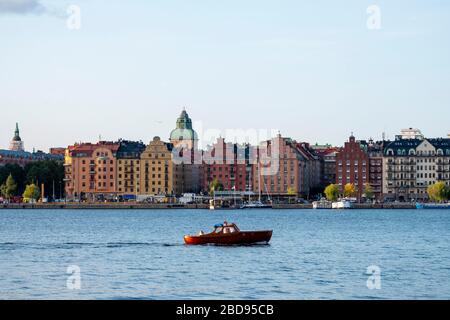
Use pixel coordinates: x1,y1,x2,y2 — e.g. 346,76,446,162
0,209,449,300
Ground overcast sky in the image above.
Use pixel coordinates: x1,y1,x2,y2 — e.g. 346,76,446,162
1,0,449,151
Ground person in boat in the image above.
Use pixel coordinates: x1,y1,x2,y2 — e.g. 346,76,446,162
222,221,240,234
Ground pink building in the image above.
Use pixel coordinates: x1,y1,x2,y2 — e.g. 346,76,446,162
254,134,321,198
201,138,253,193
65,142,120,201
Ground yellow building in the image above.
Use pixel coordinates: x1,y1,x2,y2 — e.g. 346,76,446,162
139,137,174,196
116,141,146,197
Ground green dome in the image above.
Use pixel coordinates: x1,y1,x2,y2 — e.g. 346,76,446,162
170,109,198,141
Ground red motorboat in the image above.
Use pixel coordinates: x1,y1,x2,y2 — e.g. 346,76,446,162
184,222,273,245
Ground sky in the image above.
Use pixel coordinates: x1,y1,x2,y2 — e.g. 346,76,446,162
0,0,449,151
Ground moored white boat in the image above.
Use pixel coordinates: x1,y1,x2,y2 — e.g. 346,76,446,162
332,200,353,209
312,199,332,209
240,201,272,209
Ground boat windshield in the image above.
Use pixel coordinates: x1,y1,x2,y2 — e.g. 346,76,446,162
223,227,237,234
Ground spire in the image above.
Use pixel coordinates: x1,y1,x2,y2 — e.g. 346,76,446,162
12,123,22,142
10,122,24,151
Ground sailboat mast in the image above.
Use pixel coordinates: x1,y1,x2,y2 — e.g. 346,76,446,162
258,161,262,202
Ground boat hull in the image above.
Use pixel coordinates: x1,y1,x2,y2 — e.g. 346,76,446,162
240,205,272,209
416,203,450,209
184,231,273,245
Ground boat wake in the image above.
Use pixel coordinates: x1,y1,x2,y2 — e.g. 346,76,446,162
0,242,184,250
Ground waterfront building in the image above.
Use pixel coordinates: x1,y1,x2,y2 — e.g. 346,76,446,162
254,133,321,199
201,138,253,193
169,108,201,194
295,142,322,195
139,137,175,196
311,144,339,188
64,141,120,201
382,131,450,202
367,139,385,200
9,123,25,152
336,135,370,200
116,140,146,197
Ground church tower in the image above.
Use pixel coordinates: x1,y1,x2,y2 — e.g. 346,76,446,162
169,108,198,150
9,123,25,152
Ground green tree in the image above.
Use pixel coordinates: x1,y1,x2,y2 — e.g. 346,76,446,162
427,181,448,202
0,160,64,201
0,184,7,199
0,164,25,195
344,183,356,198
363,183,374,200
324,184,339,202
209,178,224,196
5,174,17,200
23,184,41,203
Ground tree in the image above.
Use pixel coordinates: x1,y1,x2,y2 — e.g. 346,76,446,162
209,178,224,196
23,184,41,203
427,181,448,202
0,164,25,194
363,183,374,200
344,183,356,198
0,184,7,199
0,161,64,200
324,184,339,202
287,187,297,196
5,174,17,200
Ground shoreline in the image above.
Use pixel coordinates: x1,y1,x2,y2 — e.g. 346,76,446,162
0,203,417,210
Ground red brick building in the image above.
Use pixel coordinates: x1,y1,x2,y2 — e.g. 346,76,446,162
201,138,253,192
336,135,385,200
336,135,370,199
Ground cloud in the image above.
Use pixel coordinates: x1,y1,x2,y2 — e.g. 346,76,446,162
0,0,46,15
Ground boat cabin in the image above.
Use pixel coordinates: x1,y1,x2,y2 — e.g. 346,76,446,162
213,223,240,234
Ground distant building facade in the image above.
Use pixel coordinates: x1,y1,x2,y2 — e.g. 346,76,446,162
336,135,370,199
50,148,66,156
139,137,175,196
311,144,339,188
116,140,146,197
383,132,450,202
255,134,321,199
201,138,253,193
169,108,201,194
64,142,120,201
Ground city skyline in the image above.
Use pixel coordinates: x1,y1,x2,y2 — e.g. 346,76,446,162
1,0,450,150
2,118,450,153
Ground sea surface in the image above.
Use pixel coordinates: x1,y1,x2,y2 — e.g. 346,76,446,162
0,209,449,300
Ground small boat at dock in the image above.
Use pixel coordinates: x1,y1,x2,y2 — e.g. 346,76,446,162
184,223,273,245
312,198,332,209
240,201,272,209
332,199,353,209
